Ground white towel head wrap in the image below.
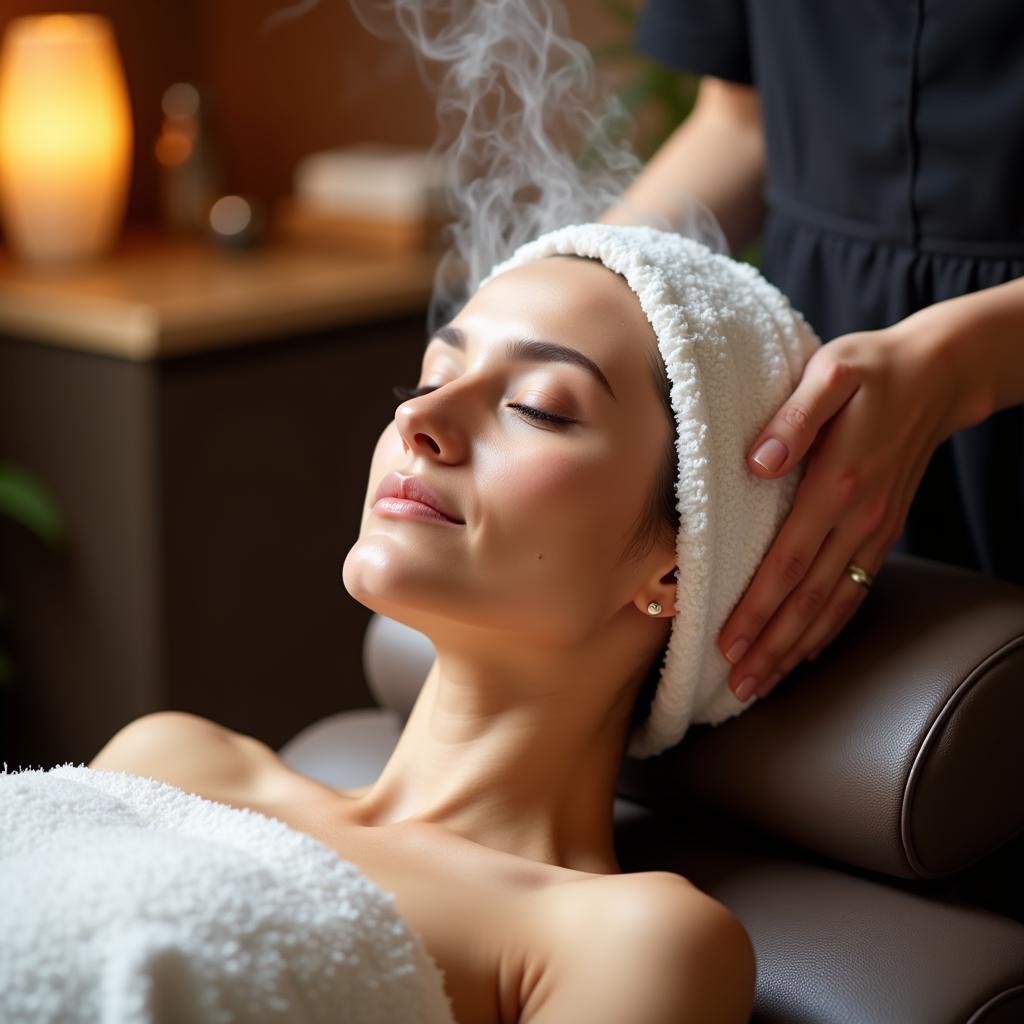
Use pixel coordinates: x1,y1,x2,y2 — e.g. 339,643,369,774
479,222,822,759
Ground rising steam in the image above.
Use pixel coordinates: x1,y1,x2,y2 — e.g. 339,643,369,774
263,0,727,332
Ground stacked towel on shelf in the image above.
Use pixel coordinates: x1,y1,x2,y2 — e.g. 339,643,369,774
0,764,457,1024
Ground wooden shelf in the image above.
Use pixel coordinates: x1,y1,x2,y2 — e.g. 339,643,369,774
0,226,441,360
0,224,436,766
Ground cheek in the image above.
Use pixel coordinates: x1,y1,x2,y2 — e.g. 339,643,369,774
363,425,403,496
512,449,587,501
504,439,659,580
375,421,404,462
479,441,624,557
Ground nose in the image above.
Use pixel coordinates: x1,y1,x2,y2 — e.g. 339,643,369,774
394,383,471,462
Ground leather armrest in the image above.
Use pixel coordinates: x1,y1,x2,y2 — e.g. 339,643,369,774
615,801,1024,1024
617,554,1024,880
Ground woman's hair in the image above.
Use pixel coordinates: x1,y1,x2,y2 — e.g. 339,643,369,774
557,254,679,733
626,344,678,733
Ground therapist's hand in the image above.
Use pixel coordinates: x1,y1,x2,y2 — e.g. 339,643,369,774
718,318,985,703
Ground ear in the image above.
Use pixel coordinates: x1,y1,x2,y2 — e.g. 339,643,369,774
634,564,679,618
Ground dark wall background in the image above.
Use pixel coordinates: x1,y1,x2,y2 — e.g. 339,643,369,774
0,1,652,765
0,0,635,233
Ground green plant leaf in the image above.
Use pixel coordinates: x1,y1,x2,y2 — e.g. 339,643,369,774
615,70,665,111
737,238,763,268
589,42,638,63
0,463,66,547
600,0,638,27
577,18,701,182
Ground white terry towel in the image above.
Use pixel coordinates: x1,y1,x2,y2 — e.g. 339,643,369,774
0,764,457,1024
482,223,822,759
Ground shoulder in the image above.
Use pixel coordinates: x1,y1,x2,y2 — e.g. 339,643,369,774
521,871,755,1023
547,868,740,934
88,711,278,802
591,872,753,960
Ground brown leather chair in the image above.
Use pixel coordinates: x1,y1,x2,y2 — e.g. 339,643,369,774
279,553,1024,1023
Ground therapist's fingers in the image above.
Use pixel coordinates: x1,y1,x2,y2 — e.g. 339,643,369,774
749,539,882,699
753,570,874,700
718,350,862,670
717,449,836,678
757,437,927,690
745,352,861,479
717,431,848,671
732,426,932,701
724,452,884,700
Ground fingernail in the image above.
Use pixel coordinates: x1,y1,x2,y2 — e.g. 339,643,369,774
725,637,749,664
735,676,758,701
751,438,788,472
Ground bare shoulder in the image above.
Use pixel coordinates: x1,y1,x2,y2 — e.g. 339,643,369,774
544,869,747,944
88,711,279,803
520,871,755,1024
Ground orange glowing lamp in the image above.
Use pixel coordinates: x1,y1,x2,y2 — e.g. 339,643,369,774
0,13,133,264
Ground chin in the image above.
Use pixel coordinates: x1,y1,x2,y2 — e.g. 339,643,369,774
340,537,451,638
341,535,390,608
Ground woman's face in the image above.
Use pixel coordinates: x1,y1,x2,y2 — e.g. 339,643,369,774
342,255,675,647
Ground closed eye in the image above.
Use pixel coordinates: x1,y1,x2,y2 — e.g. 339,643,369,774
391,383,577,427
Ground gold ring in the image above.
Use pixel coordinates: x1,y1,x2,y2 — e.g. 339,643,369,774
846,562,874,588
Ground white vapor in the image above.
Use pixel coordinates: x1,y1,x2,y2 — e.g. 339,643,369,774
263,0,728,332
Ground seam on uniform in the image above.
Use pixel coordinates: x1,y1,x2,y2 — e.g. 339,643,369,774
904,0,925,250
764,186,1024,259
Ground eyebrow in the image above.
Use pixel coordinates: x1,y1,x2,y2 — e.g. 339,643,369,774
426,323,617,402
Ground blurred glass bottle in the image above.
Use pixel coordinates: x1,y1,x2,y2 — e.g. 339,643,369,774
154,82,224,234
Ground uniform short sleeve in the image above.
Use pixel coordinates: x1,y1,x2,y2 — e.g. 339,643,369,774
634,0,753,84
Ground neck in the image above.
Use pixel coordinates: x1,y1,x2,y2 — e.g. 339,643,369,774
346,627,646,875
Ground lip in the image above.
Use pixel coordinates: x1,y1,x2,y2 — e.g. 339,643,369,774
372,472,464,524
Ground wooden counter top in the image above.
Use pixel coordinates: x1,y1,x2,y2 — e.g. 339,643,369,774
0,227,441,360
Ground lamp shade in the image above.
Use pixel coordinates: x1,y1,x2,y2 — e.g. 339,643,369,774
0,13,133,264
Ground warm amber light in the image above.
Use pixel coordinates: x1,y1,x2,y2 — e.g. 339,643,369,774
0,13,133,263
154,129,193,168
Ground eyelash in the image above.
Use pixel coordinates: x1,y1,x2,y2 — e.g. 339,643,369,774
391,383,576,427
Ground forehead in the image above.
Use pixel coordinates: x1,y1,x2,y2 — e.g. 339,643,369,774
447,256,659,387
473,254,643,332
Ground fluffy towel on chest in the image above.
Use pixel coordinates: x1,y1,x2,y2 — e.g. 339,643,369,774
0,764,457,1024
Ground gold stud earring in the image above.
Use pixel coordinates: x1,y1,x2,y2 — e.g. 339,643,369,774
647,601,662,615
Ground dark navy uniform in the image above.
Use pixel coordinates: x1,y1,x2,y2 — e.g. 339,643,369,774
636,0,1024,585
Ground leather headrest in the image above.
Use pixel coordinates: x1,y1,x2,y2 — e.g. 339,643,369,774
618,554,1024,880
362,554,1024,881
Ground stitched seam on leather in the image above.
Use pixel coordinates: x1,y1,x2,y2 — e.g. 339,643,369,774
901,631,1024,878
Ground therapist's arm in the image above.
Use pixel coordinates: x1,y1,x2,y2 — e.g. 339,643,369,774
893,274,1024,426
598,76,766,256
